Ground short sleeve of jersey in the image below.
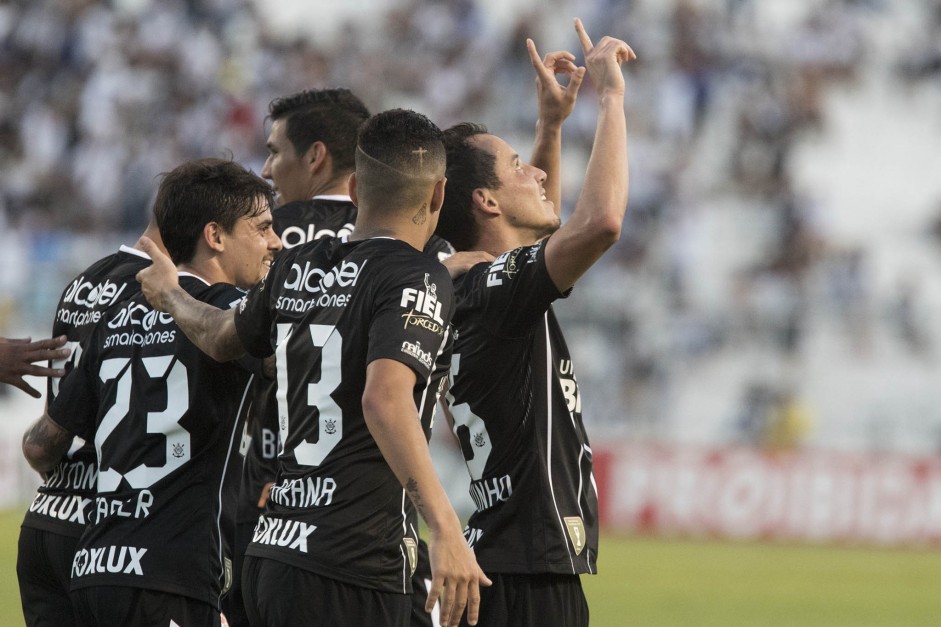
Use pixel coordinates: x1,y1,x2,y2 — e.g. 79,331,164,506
423,234,455,262
47,331,100,441
459,239,569,337
366,260,454,380
233,268,280,359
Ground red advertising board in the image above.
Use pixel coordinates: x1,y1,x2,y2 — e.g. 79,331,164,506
593,442,941,547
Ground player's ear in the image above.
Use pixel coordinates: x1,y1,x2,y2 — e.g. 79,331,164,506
348,172,359,207
472,188,500,217
429,178,446,215
307,141,328,174
204,222,225,253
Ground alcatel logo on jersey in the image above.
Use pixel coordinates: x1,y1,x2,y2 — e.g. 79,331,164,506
283,259,365,294
72,545,148,577
106,301,173,331
400,274,444,328
252,515,316,553
280,222,354,249
62,276,129,308
401,340,433,368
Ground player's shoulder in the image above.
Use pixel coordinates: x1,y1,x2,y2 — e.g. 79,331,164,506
70,246,149,283
361,238,448,276
274,199,356,233
180,275,246,310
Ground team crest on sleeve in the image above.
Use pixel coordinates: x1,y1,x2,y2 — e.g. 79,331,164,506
399,273,444,333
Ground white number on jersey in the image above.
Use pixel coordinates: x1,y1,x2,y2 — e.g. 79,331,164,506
446,353,493,481
95,356,191,492
275,323,344,467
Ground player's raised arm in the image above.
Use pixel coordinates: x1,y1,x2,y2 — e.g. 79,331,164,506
527,37,585,213
362,359,491,627
136,236,245,362
0,336,70,398
543,18,636,292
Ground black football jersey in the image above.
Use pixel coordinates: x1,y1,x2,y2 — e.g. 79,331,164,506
234,236,453,593
23,246,151,538
237,197,454,524
445,240,599,575
273,196,454,260
48,276,256,608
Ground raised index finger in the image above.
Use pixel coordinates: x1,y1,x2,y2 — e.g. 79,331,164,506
526,38,555,83
574,17,593,54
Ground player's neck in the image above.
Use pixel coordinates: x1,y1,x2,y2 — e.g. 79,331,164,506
308,172,351,199
350,217,430,252
177,258,227,287
474,225,536,257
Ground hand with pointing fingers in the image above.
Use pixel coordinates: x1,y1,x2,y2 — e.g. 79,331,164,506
527,38,585,127
573,17,637,98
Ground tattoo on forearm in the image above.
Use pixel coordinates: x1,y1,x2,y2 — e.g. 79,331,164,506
406,477,427,519
24,418,71,467
412,203,428,226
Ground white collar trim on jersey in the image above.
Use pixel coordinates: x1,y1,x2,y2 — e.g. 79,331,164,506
120,244,151,260
312,194,352,202
340,235,397,243
177,271,211,286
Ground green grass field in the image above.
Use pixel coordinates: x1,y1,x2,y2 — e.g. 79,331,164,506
1,507,938,626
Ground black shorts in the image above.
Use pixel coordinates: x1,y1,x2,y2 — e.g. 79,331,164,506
71,586,220,627
458,572,588,627
17,526,80,627
220,519,257,627
242,555,410,627
410,538,433,627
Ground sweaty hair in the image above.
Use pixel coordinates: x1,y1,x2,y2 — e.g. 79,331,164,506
153,158,274,264
268,88,371,173
437,122,500,252
354,108,445,211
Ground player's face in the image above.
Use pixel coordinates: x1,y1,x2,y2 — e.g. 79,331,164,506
262,119,312,205
222,199,282,289
472,134,559,241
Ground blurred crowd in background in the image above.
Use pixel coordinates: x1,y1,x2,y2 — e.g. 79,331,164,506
3,0,941,454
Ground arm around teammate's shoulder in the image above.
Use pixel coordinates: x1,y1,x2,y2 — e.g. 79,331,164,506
136,236,246,362
544,19,635,293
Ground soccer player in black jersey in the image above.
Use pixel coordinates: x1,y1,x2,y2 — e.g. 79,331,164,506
0,336,70,397
136,109,489,627
16,220,167,627
434,20,635,627
224,88,484,627
22,158,282,627
222,87,376,627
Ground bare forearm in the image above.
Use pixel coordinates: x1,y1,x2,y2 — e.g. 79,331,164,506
365,400,462,534
531,121,564,213
23,415,72,473
162,288,244,362
578,95,628,235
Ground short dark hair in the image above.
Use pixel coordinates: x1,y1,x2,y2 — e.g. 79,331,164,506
437,123,500,251
268,88,371,173
153,158,274,264
354,109,445,211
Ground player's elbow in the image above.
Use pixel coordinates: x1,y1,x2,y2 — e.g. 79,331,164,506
589,214,622,250
22,436,58,474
